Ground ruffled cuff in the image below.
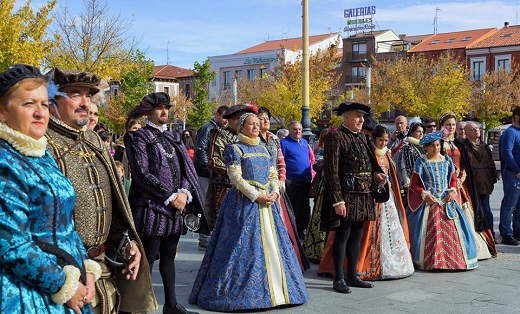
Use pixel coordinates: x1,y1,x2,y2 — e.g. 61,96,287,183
333,201,345,207
447,187,458,195
278,180,285,191
84,259,102,281
51,265,80,305
164,193,177,205
420,190,432,200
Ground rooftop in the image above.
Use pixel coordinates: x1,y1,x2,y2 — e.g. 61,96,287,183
235,33,338,54
153,65,194,80
408,28,497,52
468,25,520,49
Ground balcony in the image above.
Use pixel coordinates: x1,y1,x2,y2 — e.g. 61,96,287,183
345,76,366,85
345,52,370,63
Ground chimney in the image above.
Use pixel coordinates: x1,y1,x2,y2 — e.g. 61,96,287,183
505,22,510,27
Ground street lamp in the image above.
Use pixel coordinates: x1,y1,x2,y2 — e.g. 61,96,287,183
301,0,315,145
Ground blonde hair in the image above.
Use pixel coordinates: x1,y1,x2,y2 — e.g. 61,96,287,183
0,77,47,107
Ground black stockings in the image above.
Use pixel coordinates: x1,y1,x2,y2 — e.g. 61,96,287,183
332,221,364,280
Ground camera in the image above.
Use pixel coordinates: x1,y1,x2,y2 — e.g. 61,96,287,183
396,131,406,140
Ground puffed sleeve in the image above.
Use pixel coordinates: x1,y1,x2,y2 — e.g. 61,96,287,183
324,130,343,205
0,155,67,294
224,144,260,202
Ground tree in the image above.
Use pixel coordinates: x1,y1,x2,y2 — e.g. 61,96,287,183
368,52,472,119
102,50,154,134
238,43,341,128
44,0,139,79
0,0,56,71
187,59,216,129
469,67,520,132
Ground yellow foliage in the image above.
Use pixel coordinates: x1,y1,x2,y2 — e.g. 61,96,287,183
0,0,56,70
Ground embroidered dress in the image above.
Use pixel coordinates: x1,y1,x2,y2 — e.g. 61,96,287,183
357,148,414,280
189,134,308,311
444,141,493,260
407,155,478,270
0,123,89,313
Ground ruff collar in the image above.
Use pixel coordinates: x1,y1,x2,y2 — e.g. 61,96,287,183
406,136,421,146
375,146,388,157
0,122,47,157
238,133,260,146
145,118,167,132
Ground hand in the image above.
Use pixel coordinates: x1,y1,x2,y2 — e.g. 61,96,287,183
334,204,347,217
374,172,386,183
171,192,188,212
122,240,140,280
268,192,279,201
425,194,436,205
515,172,520,180
391,131,397,141
279,181,286,192
444,191,456,203
84,272,96,304
66,281,87,314
256,194,276,206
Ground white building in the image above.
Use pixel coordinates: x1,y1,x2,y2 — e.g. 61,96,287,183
208,33,342,102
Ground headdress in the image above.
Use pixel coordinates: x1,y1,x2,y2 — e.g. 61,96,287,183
238,112,256,130
420,131,443,145
332,102,371,116
222,103,259,119
126,92,171,122
0,64,44,98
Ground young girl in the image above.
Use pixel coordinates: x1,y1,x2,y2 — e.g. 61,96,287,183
407,131,478,270
357,125,414,280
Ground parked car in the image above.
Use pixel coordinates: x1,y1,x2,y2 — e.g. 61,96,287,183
487,124,511,161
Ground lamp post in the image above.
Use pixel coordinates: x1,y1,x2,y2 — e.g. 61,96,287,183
301,0,315,145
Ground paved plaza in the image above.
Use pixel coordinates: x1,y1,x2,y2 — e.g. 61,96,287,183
150,179,520,314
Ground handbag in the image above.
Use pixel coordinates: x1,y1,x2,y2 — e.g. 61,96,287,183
341,173,355,191
371,177,390,203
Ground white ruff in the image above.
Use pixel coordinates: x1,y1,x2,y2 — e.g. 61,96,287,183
238,133,260,145
0,122,47,157
375,146,388,157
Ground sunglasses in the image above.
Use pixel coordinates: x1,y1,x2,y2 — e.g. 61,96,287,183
426,125,436,128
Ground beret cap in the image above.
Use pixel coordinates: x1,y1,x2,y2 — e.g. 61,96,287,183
222,104,259,119
47,67,101,96
0,64,43,98
333,102,371,116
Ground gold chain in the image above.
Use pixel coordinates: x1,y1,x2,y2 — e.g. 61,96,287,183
48,138,97,158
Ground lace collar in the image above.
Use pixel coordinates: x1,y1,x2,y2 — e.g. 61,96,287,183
375,146,388,157
0,122,47,157
238,133,260,146
50,115,87,132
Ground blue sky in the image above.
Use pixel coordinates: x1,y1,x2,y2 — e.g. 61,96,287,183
33,0,520,69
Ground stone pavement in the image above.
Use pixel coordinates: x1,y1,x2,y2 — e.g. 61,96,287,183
150,180,520,314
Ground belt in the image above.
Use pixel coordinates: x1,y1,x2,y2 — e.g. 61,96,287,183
87,244,106,258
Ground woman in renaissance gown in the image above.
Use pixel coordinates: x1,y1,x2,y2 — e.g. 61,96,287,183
189,113,308,311
357,125,414,280
258,107,309,271
439,112,496,258
407,131,478,270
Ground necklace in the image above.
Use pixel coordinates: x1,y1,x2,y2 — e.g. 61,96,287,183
48,138,96,158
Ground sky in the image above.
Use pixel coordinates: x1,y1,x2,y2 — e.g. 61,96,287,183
30,0,520,69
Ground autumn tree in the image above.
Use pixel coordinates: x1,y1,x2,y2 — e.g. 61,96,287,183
0,0,56,70
238,43,341,128
368,52,472,119
102,50,154,134
44,0,139,79
469,67,520,131
187,59,216,129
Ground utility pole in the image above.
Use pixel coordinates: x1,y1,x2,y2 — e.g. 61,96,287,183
301,0,314,144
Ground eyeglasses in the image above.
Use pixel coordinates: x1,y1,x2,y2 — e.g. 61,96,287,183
426,125,436,129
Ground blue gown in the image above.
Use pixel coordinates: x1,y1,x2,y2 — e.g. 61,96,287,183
406,155,478,270
0,135,89,313
189,135,308,311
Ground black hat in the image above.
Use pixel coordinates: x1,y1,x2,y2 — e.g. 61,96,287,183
47,67,101,96
362,114,378,131
222,104,259,119
0,64,43,98
333,102,371,116
126,92,171,122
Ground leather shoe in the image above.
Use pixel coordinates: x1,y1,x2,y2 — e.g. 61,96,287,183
333,279,351,294
501,235,520,246
345,276,374,288
164,303,199,314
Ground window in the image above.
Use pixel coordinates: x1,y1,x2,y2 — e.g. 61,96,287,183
429,40,439,44
163,86,170,95
445,38,455,43
260,67,266,78
495,54,511,71
352,66,365,78
472,60,485,80
184,83,191,98
223,71,231,88
235,70,242,80
352,42,367,55
247,69,255,82
461,36,471,41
